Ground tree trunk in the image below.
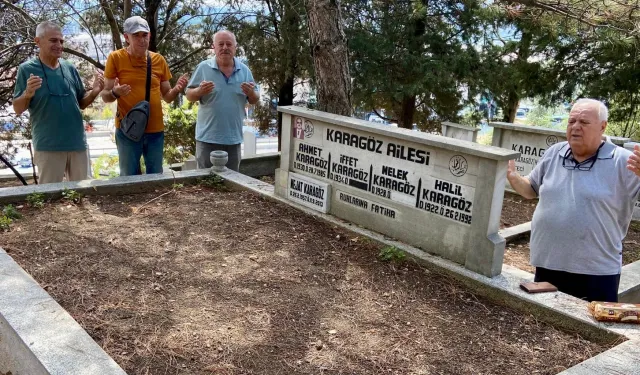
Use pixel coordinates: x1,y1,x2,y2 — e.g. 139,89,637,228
145,0,161,52
277,78,294,151
306,0,351,116
100,0,122,50
124,0,132,19
277,76,295,151
397,0,427,129
501,28,531,123
399,95,416,129
502,92,519,123
276,1,300,151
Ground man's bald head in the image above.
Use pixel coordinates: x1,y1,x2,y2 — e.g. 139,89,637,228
213,31,237,46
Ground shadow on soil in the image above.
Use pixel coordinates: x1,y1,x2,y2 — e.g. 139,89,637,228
0,187,613,375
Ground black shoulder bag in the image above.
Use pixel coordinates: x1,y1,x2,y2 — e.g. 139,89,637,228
119,52,151,142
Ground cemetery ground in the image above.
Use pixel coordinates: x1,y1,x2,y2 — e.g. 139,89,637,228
0,184,619,375
0,177,27,188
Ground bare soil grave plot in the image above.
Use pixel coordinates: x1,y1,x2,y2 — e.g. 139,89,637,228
1,186,616,375
499,192,536,229
500,193,640,273
0,178,27,188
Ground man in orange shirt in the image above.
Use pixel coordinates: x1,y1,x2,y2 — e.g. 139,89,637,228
101,16,188,176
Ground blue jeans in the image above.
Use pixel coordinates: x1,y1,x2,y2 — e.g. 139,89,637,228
115,128,164,176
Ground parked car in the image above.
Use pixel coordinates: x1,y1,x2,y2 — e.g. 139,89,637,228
551,115,568,126
18,157,32,168
368,115,385,124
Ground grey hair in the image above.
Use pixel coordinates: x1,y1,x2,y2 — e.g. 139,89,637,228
213,30,238,46
36,21,62,38
574,98,608,122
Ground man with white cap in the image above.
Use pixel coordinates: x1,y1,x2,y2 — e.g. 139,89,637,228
101,16,188,176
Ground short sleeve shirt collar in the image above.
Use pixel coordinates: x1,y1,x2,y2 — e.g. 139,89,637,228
206,57,242,72
556,140,617,161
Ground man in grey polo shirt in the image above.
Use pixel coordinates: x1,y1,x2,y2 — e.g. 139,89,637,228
507,98,640,302
185,30,259,171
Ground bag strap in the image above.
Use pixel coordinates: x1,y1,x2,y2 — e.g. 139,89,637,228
145,52,151,102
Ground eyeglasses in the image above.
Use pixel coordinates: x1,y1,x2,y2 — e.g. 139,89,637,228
562,142,605,171
38,58,70,97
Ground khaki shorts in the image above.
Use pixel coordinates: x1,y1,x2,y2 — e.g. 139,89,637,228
33,150,90,184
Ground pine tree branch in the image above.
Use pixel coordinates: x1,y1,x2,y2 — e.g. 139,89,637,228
0,43,33,57
63,47,105,70
63,0,104,65
158,0,179,43
0,0,36,26
168,45,208,71
99,0,123,50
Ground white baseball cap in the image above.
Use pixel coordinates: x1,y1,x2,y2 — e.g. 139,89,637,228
123,16,150,34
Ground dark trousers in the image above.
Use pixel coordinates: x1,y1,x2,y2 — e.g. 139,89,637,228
534,267,620,302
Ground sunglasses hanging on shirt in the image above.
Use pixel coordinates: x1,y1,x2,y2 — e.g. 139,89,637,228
562,142,606,171
38,58,71,97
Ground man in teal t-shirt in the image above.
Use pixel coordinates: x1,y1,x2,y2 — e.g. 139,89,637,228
13,21,104,184
185,30,259,171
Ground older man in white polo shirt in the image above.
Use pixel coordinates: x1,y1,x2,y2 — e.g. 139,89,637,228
507,98,640,302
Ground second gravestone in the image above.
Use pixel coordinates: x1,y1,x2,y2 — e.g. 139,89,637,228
490,122,630,190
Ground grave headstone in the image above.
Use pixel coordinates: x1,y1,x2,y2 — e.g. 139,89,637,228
183,156,197,171
441,122,480,142
287,172,330,213
609,135,632,147
275,106,520,277
244,131,257,156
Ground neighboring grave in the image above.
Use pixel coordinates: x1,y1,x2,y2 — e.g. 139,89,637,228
441,122,480,142
243,131,257,156
607,135,632,147
275,106,519,277
183,156,197,171
490,122,630,189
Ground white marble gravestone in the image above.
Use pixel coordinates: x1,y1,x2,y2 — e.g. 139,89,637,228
441,122,480,142
274,106,520,277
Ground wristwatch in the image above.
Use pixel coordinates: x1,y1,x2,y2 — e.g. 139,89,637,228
111,89,120,99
